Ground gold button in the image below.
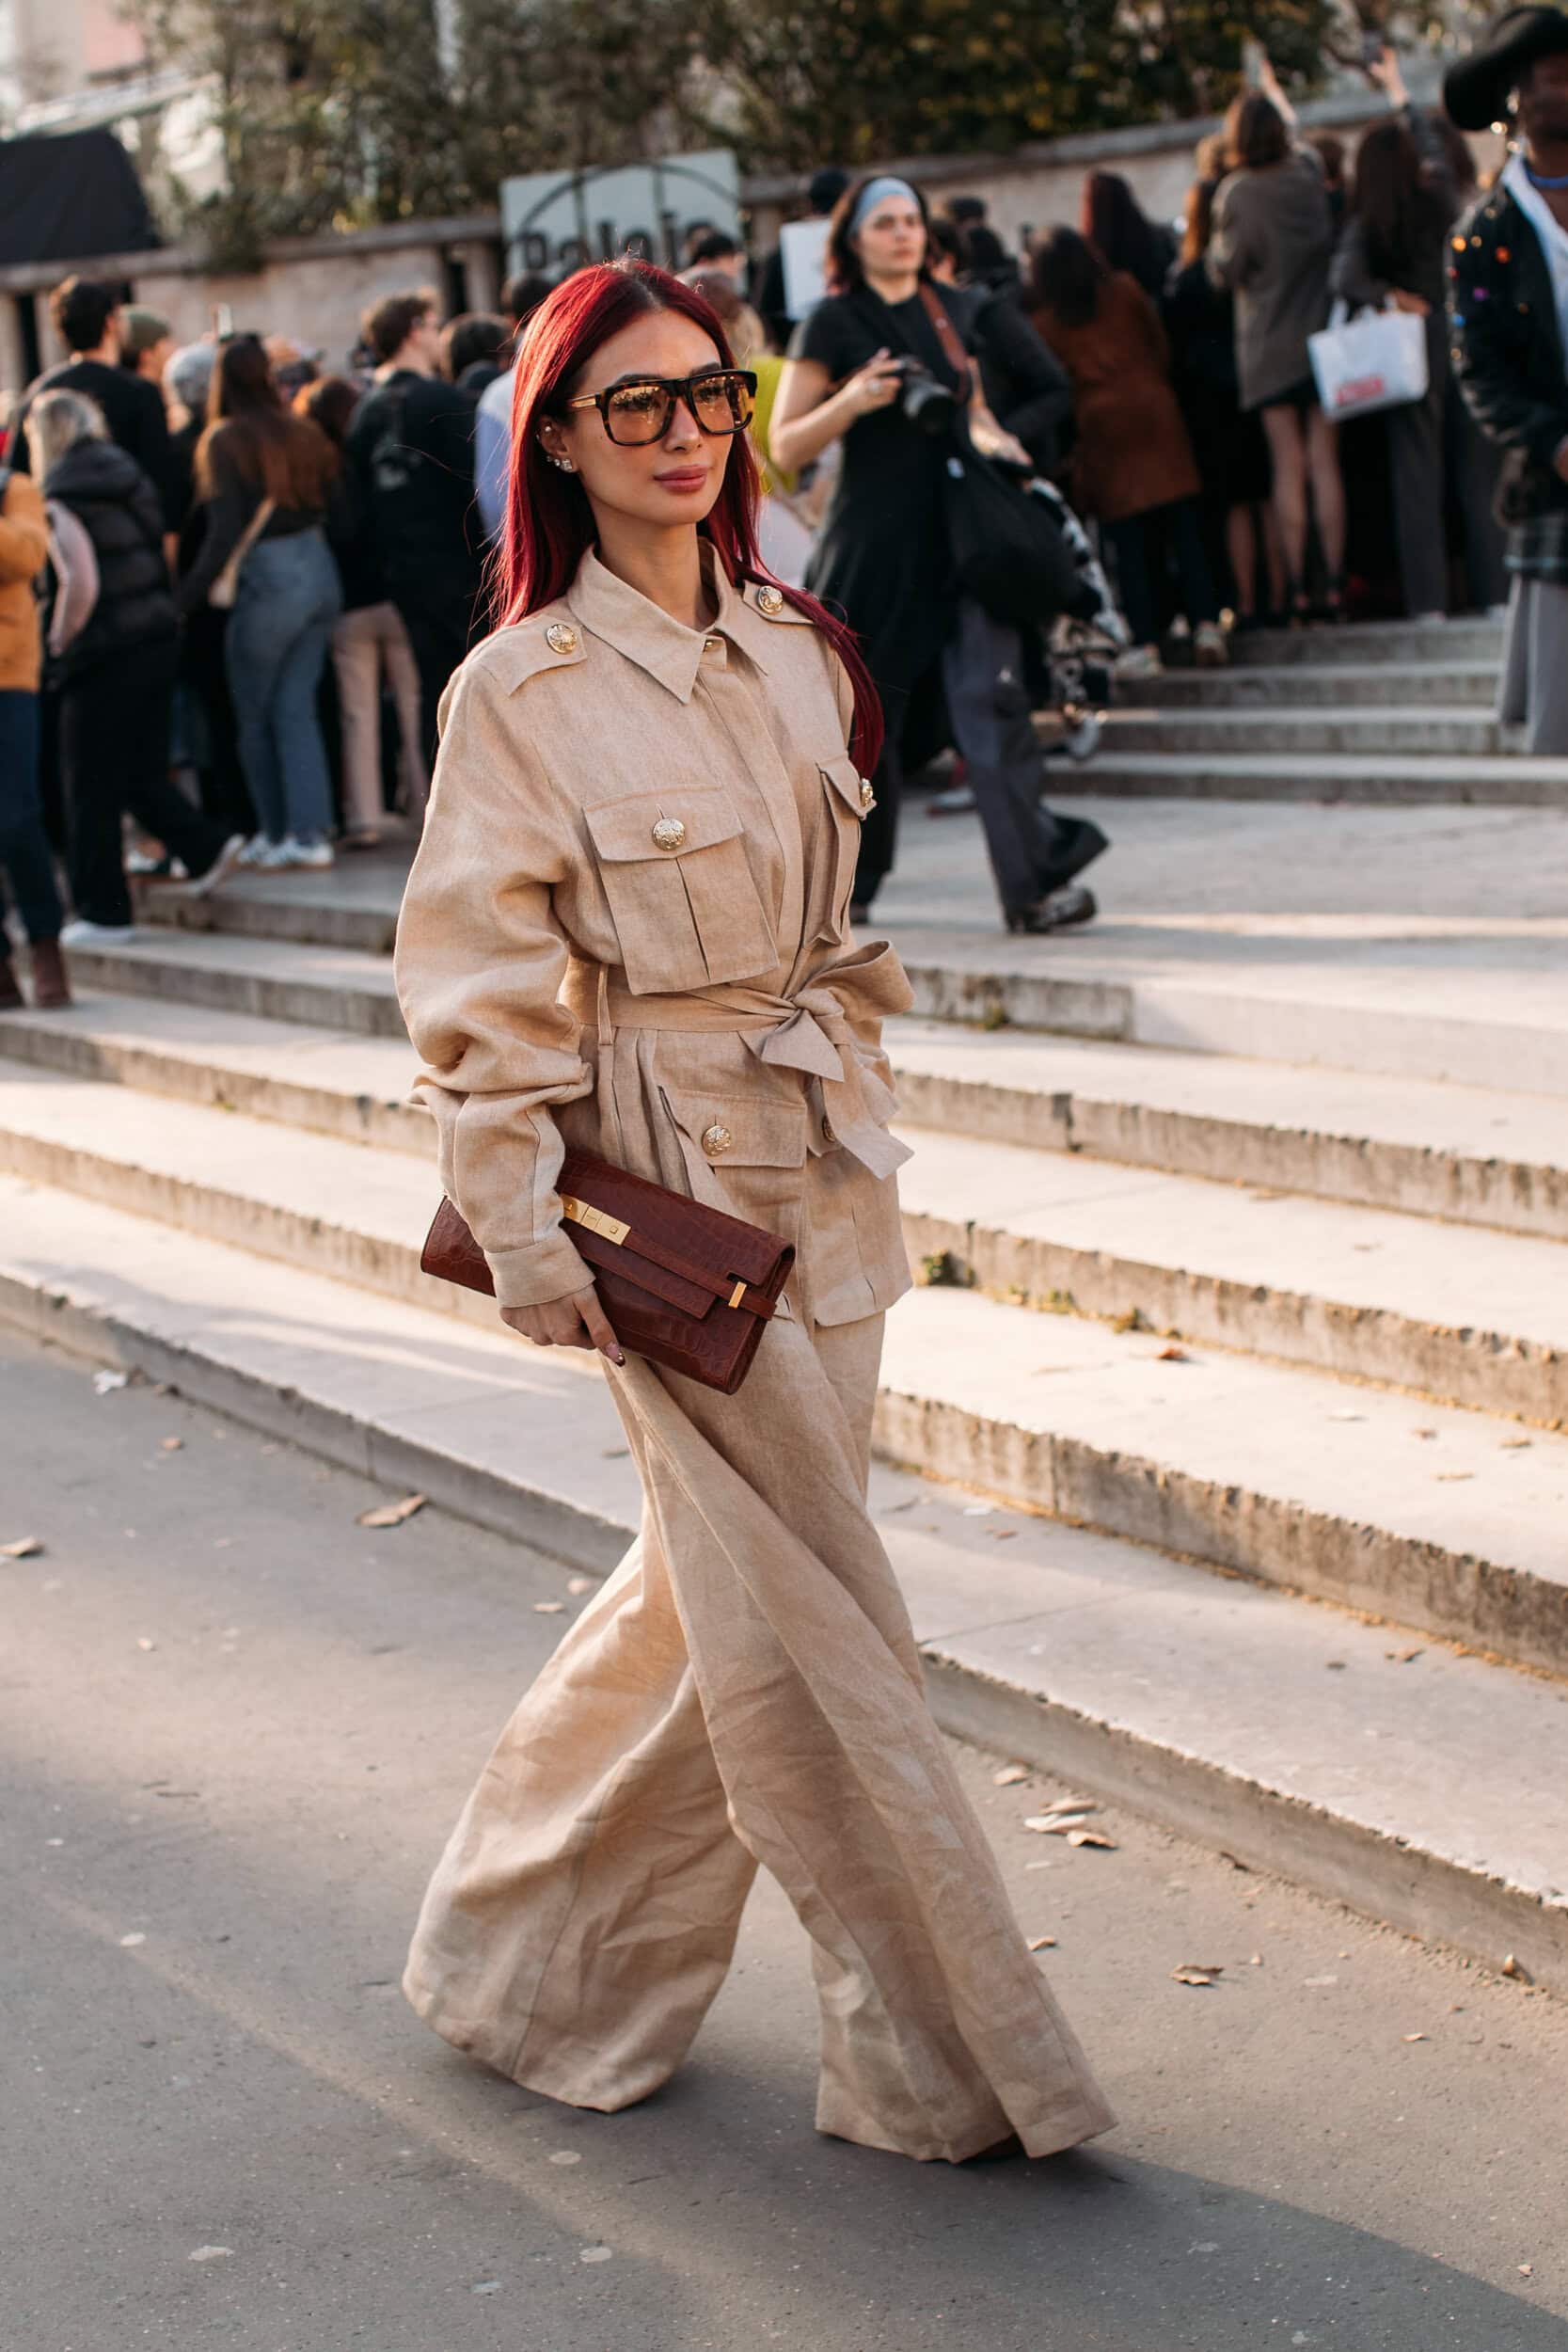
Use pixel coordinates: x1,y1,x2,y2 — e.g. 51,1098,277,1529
703,635,722,657
755,584,784,615
859,778,877,813
701,1122,733,1158
651,816,687,852
545,621,578,655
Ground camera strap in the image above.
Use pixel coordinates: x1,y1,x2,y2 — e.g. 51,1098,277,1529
916,283,975,401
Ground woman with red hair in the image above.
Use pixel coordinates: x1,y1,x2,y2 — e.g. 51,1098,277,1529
393,260,1112,2166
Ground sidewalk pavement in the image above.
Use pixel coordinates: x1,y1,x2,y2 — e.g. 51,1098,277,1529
6,1318,1566,2352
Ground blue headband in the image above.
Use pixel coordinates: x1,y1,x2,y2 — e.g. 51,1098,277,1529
849,176,920,234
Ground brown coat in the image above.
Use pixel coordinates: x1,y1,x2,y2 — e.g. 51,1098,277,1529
1030,271,1200,522
0,468,46,691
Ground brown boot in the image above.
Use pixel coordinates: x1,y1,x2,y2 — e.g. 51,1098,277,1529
28,938,71,1009
0,953,21,1010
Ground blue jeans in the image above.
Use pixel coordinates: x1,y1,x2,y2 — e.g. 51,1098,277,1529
224,529,341,842
0,688,65,943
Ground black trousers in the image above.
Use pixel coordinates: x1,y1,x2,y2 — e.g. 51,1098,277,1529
0,688,65,943
179,606,254,837
59,640,230,928
396,595,479,776
1101,499,1217,647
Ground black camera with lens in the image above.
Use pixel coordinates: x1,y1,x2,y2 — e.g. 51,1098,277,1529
891,357,958,435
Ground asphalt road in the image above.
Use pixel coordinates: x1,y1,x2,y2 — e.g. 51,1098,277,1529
5,1317,1567,2352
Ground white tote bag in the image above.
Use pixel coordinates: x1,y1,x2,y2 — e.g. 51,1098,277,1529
1308,300,1430,421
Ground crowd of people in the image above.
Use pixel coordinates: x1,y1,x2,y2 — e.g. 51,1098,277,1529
0,42,1535,988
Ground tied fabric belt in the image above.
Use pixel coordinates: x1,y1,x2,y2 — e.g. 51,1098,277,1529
570,940,914,1182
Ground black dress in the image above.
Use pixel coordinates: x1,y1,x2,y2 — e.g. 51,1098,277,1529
1163,259,1272,511
789,284,971,895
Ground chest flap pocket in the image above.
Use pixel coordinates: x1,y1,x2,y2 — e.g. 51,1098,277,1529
584,786,777,996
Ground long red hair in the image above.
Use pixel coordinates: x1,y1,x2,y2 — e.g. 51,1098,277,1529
495,259,883,773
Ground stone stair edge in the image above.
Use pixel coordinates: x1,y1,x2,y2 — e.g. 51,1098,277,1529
8,1048,1568,1430
2,1171,1563,1996
3,1069,1567,1674
9,990,1568,1245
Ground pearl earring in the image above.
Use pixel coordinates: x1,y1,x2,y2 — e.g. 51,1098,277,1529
544,450,575,473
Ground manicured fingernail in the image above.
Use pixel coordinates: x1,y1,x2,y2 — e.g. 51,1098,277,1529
605,1345,625,1365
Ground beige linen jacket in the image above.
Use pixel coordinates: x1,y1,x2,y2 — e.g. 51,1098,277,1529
394,547,915,1327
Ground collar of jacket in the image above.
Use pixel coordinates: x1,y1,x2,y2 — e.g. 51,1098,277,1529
566,541,803,703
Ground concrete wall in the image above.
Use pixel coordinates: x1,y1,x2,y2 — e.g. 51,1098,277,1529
0,218,504,408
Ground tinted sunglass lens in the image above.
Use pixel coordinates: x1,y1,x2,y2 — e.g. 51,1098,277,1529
605,382,672,443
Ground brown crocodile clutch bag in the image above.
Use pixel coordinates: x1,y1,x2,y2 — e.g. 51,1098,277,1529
420,1148,794,1395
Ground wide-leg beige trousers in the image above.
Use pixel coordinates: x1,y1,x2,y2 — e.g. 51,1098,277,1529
404,1310,1115,2163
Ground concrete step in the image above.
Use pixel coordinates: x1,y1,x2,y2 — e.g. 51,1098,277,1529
1,1060,1565,1672
8,994,1564,1417
4,1170,1564,1994
1058,751,1567,806
141,868,399,956
895,930,1568,1097
0,992,426,1155
45,918,1568,1104
52,928,404,1038
1116,660,1500,711
890,1021,1568,1241
898,1124,1568,1423
1229,617,1505,668
10,993,1566,1242
1100,708,1507,759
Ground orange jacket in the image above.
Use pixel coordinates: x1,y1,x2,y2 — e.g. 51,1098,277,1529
0,468,47,692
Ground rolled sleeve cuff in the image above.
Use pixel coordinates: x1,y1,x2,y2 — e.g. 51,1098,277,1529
484,1227,592,1310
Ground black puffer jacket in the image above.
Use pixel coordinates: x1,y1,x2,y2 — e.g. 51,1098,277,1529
43,437,176,674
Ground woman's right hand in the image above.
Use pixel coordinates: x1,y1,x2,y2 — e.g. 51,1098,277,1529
1388,288,1431,316
842,347,904,417
501,1282,625,1365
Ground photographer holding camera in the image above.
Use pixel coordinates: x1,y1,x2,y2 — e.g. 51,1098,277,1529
771,175,1105,932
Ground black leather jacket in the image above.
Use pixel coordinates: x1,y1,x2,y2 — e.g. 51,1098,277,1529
1449,179,1568,526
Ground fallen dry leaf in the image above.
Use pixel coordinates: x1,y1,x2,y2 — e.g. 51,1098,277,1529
1500,1954,1533,1982
1519,2265,1534,2278
566,1575,594,1595
1068,1828,1117,1849
992,1764,1029,1787
1171,1964,1222,1987
1412,1427,1437,1439
1386,1646,1424,1663
990,1527,1017,1540
533,1600,566,1614
160,1436,183,1453
1,1536,43,1559
1498,1437,1532,1451
1402,2032,1428,2042
1027,1933,1057,1951
1433,1470,1474,1484
1156,1344,1189,1361
356,1493,427,1529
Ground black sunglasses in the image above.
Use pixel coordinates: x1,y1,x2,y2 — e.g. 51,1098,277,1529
563,368,758,446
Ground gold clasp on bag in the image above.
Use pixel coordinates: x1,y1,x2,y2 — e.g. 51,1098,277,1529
728,1279,747,1310
561,1196,630,1246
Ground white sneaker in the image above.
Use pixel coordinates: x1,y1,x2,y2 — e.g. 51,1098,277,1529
1061,709,1103,762
1194,620,1230,668
58,918,135,946
182,832,248,899
235,834,273,867
283,835,335,870
1117,644,1163,678
253,837,298,869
